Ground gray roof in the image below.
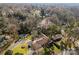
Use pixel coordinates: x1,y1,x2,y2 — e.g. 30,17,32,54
53,34,62,41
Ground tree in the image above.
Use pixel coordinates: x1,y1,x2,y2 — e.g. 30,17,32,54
43,47,50,55
0,17,8,34
18,22,31,34
40,8,45,19
4,50,13,55
41,24,61,38
13,11,26,21
15,52,23,55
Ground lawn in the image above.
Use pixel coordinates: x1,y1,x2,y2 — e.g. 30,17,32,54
52,40,63,54
53,45,61,54
25,35,32,40
12,42,29,55
12,34,32,55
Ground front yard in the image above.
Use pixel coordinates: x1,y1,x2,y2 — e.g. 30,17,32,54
12,42,29,55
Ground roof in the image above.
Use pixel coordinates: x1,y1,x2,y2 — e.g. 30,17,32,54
19,34,27,37
32,34,49,50
53,34,62,41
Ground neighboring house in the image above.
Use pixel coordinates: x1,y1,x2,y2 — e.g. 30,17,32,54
32,34,49,50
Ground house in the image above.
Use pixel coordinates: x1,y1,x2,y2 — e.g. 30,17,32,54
32,34,49,50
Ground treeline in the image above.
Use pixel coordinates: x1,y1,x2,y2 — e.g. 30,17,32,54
0,4,79,39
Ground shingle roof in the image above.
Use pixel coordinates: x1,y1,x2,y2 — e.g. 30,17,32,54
32,34,49,50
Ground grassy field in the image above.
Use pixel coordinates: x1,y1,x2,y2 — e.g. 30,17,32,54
12,42,29,55
11,34,32,55
53,45,61,54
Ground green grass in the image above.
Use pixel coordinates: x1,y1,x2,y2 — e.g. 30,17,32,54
51,41,62,54
12,43,29,55
25,35,32,40
53,45,61,54
12,34,32,55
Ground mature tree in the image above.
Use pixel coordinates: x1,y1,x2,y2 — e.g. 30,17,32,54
4,50,13,55
40,8,45,19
